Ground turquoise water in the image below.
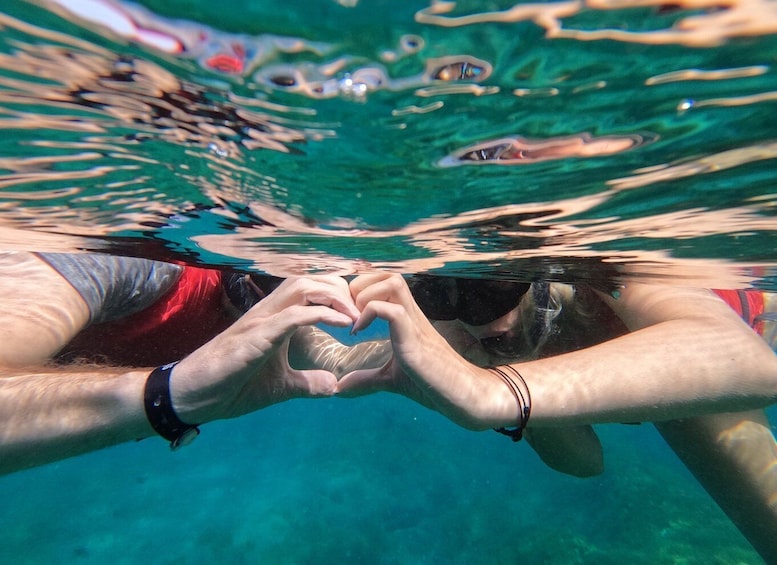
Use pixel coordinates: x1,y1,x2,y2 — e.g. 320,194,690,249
1,0,777,287
0,399,766,564
1,0,777,562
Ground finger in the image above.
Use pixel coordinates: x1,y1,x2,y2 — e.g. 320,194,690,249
353,296,436,341
279,304,355,333
336,368,388,397
351,304,380,334
348,273,396,300
351,274,415,313
285,275,352,296
244,305,354,349
352,300,414,334
268,278,360,320
305,291,360,321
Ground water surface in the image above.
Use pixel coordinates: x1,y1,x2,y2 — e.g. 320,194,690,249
1,0,776,287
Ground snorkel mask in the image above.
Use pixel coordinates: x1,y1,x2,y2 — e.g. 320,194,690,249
409,275,561,360
408,275,531,326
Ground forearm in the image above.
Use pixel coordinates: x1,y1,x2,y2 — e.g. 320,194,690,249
511,319,777,427
0,367,154,475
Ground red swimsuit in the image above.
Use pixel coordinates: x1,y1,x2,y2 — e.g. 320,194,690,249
713,289,765,335
60,266,235,367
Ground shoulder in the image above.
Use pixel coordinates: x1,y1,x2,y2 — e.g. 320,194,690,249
596,283,738,331
0,252,94,365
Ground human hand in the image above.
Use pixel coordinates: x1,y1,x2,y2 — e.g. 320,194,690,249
337,273,520,430
169,276,360,423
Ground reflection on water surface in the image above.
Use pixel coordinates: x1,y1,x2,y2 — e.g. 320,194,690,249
0,0,776,289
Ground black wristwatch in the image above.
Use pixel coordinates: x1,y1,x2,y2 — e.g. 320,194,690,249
144,362,201,450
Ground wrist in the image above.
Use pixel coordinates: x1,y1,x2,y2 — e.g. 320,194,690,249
166,357,228,424
144,363,201,449
443,364,513,430
116,369,160,440
489,365,531,442
459,365,531,431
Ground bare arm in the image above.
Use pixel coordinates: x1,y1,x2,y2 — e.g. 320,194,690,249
0,252,91,366
0,252,145,473
517,285,777,426
0,366,154,474
341,274,777,429
0,254,359,475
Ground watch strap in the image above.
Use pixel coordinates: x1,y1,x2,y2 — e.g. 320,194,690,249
144,362,200,450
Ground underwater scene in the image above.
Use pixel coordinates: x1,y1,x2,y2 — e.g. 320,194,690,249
1,0,777,562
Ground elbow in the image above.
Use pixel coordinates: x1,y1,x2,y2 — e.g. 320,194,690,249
747,346,777,402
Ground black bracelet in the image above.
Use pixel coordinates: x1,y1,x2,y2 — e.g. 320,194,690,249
144,362,200,450
491,365,532,442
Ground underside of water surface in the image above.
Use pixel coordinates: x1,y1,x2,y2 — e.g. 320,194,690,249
0,0,776,289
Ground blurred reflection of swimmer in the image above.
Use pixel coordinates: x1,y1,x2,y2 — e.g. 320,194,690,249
0,251,385,475
338,273,777,562
438,132,647,167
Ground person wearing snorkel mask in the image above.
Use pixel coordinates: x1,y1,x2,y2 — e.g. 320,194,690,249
337,273,777,562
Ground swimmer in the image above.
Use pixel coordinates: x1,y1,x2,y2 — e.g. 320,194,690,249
338,273,777,561
0,251,366,475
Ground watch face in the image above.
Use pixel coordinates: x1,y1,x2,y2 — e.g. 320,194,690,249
170,427,200,451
